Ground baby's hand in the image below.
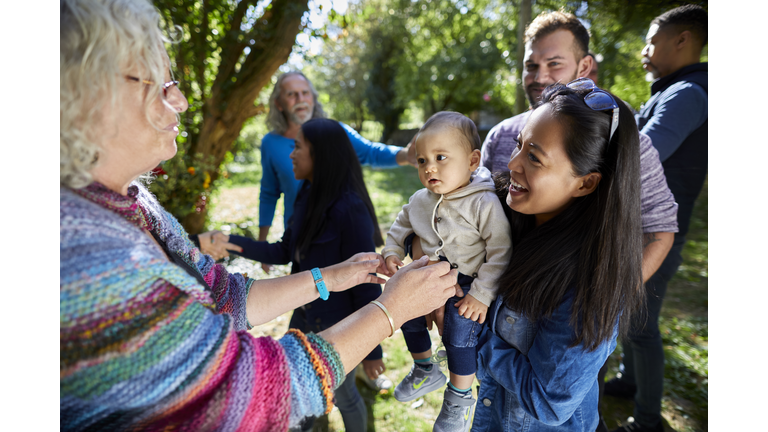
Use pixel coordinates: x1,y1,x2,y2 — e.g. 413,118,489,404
385,255,404,275
454,294,488,324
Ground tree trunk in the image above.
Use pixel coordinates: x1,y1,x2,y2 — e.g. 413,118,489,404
180,0,309,234
514,0,532,115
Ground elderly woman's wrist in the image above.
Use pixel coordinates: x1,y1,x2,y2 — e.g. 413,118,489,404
375,295,405,330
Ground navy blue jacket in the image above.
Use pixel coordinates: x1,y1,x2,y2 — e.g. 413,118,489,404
637,62,707,241
229,181,383,360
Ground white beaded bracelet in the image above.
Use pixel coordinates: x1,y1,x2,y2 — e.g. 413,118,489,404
370,300,395,337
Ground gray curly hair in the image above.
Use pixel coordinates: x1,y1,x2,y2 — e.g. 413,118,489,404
60,0,170,188
266,71,326,135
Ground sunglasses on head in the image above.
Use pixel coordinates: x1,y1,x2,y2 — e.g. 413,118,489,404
565,77,619,142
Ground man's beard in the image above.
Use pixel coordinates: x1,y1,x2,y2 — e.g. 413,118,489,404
525,71,578,106
525,85,538,107
289,102,312,125
642,59,660,81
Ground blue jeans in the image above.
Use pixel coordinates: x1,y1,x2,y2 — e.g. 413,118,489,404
620,239,684,427
401,271,480,376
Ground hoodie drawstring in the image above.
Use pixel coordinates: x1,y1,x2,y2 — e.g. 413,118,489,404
430,194,446,261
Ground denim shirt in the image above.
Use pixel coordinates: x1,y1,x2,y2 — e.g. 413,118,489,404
472,290,618,432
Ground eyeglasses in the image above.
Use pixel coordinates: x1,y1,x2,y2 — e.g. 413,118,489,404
565,77,619,142
126,76,179,99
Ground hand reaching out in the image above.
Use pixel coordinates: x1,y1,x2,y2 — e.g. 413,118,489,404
323,252,391,293
261,263,273,274
198,231,243,261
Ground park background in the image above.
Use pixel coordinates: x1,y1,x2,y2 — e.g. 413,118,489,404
147,1,708,431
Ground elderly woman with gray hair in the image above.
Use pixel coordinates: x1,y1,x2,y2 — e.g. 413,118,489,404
59,0,457,430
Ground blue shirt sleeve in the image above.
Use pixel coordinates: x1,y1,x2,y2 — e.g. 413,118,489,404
340,122,401,168
478,293,616,426
639,82,708,163
259,134,282,227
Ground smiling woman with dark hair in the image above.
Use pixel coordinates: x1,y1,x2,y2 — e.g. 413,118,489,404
59,1,457,430
468,79,645,432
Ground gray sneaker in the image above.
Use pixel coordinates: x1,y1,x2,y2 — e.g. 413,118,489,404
393,362,447,402
433,387,476,432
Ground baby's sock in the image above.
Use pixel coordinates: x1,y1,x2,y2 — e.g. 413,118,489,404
447,382,472,397
414,358,433,371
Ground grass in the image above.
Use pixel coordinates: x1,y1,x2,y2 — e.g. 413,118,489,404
210,151,707,432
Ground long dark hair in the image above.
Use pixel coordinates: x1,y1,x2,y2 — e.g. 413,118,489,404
497,84,644,351
295,118,383,253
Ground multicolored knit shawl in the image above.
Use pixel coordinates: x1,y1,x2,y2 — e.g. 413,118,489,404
60,182,344,431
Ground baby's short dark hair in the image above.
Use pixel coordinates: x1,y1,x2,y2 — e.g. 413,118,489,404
418,111,482,153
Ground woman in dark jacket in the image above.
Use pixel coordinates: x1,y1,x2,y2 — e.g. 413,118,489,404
228,118,385,432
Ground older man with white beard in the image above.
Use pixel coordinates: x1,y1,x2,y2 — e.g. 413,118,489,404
257,71,416,262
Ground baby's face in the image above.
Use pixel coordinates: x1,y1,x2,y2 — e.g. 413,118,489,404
415,128,479,195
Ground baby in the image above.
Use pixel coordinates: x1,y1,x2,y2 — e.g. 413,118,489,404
382,111,511,431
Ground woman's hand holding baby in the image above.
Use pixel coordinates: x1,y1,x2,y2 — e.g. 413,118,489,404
379,256,458,330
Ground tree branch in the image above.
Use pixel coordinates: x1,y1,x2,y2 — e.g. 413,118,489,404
242,103,266,119
195,0,210,107
230,0,308,99
211,0,257,99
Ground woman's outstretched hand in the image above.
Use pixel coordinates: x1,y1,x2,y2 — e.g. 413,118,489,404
378,256,458,329
323,252,390,293
198,231,243,261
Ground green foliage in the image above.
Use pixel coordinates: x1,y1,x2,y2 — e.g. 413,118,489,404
150,0,246,219
147,0,310,229
678,178,709,282
218,114,270,188
306,0,708,133
395,0,517,116
660,316,709,423
363,166,423,228
149,148,219,217
307,0,520,135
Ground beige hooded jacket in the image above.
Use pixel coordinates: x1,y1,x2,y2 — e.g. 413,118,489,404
382,167,512,307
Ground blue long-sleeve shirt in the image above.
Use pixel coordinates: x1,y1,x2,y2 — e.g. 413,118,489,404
258,122,402,228
636,64,708,163
231,181,383,361
636,62,707,240
472,291,617,431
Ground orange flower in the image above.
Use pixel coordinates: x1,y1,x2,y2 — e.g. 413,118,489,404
187,166,196,175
